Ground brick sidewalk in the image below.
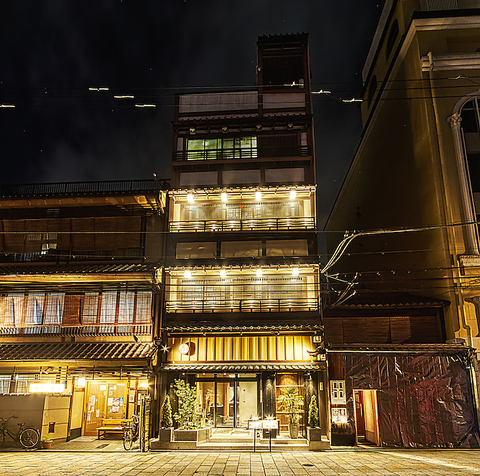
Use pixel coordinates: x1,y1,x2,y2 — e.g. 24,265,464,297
0,447,479,475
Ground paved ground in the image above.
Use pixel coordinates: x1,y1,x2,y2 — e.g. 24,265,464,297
0,443,480,475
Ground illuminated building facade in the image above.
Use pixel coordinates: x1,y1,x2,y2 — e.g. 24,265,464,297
158,34,326,447
325,0,480,447
0,180,166,441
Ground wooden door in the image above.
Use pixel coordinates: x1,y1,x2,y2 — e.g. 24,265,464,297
105,382,128,419
84,381,107,436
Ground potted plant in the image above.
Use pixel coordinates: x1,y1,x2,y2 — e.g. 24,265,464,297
41,436,53,449
306,394,322,442
159,394,173,442
277,386,303,439
172,379,208,443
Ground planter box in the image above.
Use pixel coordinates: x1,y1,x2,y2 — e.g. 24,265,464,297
159,428,173,442
174,428,210,443
307,427,322,441
331,433,355,446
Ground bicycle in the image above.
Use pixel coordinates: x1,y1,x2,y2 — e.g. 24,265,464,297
123,414,139,451
0,415,40,450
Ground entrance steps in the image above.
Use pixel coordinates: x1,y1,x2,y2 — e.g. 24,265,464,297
150,428,330,451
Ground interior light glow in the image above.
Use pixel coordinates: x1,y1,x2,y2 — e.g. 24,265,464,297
292,268,299,277
220,269,227,278
187,193,194,203
221,192,228,202
184,270,192,279
139,382,149,389
113,95,134,99
76,377,86,388
255,191,262,201
29,383,66,393
290,190,297,200
256,269,263,278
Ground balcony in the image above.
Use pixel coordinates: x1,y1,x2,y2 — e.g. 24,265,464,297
0,323,152,337
173,145,311,162
165,297,319,313
169,217,315,233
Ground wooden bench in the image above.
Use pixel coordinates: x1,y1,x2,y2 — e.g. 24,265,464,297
97,418,132,439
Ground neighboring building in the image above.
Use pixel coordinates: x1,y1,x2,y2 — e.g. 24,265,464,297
325,0,480,447
0,180,167,441
157,34,326,447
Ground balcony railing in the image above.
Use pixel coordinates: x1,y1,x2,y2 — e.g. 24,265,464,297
165,298,319,313
169,217,315,233
0,323,152,336
173,145,311,162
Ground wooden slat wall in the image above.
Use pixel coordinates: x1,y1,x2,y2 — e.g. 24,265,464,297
324,314,444,345
168,335,314,362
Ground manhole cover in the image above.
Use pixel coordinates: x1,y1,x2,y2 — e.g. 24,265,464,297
96,444,109,449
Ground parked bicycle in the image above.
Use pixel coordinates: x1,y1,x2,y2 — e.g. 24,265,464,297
0,415,40,449
123,414,139,451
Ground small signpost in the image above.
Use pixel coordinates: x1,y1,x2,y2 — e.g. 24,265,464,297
247,419,280,452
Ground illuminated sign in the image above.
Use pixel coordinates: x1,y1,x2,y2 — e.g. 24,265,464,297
29,383,66,393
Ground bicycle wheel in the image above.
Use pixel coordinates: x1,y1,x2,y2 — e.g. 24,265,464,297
19,427,39,449
0,430,5,448
123,428,133,451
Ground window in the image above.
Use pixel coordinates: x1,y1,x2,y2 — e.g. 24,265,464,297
461,97,480,192
367,75,377,105
385,20,399,60
176,242,217,259
186,136,257,161
221,241,262,258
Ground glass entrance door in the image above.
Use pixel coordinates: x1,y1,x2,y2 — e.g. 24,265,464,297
197,374,258,428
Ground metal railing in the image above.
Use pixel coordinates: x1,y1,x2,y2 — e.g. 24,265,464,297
165,298,319,313
0,179,168,197
169,217,315,233
173,145,311,162
0,323,152,336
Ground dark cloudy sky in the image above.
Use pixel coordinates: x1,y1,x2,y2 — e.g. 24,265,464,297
0,1,384,228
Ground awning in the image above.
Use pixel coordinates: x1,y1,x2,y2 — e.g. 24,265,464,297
161,362,322,372
0,342,156,361
163,324,323,334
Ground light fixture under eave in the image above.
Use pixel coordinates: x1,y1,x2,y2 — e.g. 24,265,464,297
289,190,297,200
0,104,15,108
135,104,156,108
89,87,109,92
114,95,134,99
292,268,299,277
187,193,194,203
221,192,228,202
255,191,262,201
220,269,227,278
184,270,192,279
256,269,263,278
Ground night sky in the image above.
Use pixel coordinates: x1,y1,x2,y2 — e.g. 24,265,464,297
0,1,384,230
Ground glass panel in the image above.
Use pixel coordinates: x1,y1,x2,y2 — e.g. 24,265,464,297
236,381,258,427
216,382,234,427
197,381,215,427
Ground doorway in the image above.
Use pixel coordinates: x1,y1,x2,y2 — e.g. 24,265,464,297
84,380,128,436
353,389,380,446
196,374,259,428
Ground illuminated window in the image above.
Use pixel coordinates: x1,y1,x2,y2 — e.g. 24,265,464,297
186,136,257,160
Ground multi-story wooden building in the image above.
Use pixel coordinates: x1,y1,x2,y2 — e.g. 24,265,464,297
0,180,166,441
158,34,326,446
325,0,480,447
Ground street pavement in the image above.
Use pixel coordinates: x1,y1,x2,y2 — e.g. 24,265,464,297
0,442,480,476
